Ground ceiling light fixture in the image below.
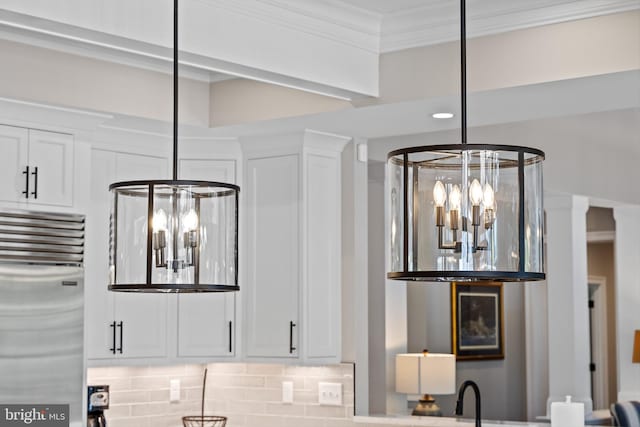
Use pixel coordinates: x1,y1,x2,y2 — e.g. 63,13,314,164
387,0,545,282
432,112,455,119
108,0,240,293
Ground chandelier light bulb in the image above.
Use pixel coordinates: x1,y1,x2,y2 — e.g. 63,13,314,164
469,179,483,206
483,183,495,208
152,209,168,232
433,181,447,207
182,208,199,232
449,185,462,210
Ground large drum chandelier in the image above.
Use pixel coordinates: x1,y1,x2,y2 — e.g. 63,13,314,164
108,0,240,292
387,0,545,282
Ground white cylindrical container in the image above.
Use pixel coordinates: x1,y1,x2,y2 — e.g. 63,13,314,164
551,395,584,427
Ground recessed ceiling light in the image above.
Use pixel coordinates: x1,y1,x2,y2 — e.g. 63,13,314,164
432,112,455,119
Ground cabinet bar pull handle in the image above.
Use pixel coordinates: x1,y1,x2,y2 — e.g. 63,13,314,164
22,166,29,199
289,321,297,354
109,321,116,354
117,321,123,354
228,321,233,353
31,167,38,199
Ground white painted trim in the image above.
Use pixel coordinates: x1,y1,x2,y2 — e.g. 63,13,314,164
303,129,352,153
199,0,381,53
381,0,640,52
0,97,112,133
0,25,215,83
587,275,609,410
0,8,373,100
587,231,615,243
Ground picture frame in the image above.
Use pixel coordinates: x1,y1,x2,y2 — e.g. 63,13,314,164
451,282,504,360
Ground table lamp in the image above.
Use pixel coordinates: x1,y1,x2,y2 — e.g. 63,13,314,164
633,330,640,363
396,350,456,416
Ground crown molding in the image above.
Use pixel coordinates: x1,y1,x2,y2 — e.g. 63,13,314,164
0,96,113,132
195,0,381,53
381,0,640,52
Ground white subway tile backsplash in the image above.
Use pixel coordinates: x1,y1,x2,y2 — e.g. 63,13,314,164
87,362,357,427
246,364,285,375
110,390,150,405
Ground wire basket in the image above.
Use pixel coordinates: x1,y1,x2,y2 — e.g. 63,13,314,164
182,416,227,427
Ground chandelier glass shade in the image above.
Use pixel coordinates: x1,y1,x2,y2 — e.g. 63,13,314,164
387,144,544,282
108,180,239,292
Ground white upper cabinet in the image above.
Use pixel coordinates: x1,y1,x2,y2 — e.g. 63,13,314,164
242,131,349,363
27,130,74,206
176,158,237,358
86,149,169,360
0,125,28,204
0,124,73,207
245,154,300,358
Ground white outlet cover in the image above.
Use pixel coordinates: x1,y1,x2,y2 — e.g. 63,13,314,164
282,381,294,404
318,382,342,406
170,379,180,402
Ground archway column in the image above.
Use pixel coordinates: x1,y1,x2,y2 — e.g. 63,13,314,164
545,194,592,415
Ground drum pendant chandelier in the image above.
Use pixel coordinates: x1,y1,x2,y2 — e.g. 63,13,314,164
387,0,545,282
108,0,240,292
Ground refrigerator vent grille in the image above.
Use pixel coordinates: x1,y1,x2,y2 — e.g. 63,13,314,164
0,210,84,266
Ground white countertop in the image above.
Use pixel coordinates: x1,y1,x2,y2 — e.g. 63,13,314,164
353,415,583,427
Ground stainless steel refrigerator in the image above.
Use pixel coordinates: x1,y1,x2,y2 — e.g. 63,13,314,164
0,210,84,427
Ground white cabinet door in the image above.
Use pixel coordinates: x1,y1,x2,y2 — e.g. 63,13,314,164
27,130,73,206
85,149,117,359
246,155,299,358
177,159,236,357
86,149,169,360
111,152,169,359
0,125,28,204
177,293,234,357
113,292,168,358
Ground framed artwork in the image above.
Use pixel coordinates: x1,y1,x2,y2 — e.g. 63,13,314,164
451,282,504,360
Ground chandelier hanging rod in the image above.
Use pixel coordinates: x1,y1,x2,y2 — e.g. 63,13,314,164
461,0,467,145
173,0,179,181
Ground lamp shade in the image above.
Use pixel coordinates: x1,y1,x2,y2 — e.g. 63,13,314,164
633,330,640,363
108,180,239,292
396,353,456,395
387,145,545,282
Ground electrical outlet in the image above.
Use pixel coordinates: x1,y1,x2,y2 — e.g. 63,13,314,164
282,381,293,404
170,379,180,402
318,382,342,406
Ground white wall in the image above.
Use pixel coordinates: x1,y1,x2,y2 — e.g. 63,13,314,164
366,11,640,105
368,110,640,205
407,283,528,420
0,39,211,126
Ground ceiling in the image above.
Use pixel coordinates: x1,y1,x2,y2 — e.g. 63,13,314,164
0,0,637,146
337,0,431,15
